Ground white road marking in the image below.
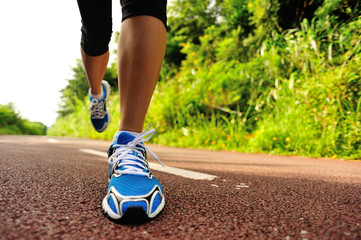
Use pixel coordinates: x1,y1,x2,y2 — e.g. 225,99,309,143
48,138,58,143
80,148,106,158
79,148,218,181
236,183,250,188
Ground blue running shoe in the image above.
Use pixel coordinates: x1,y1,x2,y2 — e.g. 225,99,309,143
102,126,165,220
89,80,110,132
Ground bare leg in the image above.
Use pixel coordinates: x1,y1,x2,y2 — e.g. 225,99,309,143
81,49,110,95
118,15,167,132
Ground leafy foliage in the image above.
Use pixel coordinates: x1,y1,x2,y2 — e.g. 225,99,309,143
0,103,47,135
148,0,361,159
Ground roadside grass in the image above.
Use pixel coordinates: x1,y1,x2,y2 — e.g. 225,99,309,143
48,76,360,160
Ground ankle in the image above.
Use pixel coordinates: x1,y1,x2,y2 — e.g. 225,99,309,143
118,129,141,136
89,87,104,100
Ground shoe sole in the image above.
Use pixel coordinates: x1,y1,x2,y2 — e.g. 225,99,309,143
102,190,165,220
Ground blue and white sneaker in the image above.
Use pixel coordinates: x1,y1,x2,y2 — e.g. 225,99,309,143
88,80,111,132
102,126,165,220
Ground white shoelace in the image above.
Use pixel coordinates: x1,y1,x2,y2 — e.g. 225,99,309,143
108,126,164,177
89,98,105,119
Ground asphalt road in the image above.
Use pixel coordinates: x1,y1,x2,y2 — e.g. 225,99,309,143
1,135,360,239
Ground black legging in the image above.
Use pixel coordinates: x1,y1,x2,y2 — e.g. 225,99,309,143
77,0,167,56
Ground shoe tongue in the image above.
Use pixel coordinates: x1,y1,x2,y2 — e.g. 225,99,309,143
111,131,147,174
112,131,136,145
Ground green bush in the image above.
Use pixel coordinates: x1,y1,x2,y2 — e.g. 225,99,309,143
0,104,47,135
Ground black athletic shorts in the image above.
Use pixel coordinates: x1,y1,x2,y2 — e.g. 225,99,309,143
77,0,167,56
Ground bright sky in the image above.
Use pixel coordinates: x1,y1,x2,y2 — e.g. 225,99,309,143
0,0,121,126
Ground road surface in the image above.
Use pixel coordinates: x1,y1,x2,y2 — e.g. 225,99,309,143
1,135,360,239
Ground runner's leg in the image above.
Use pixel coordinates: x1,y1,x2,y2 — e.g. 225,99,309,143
117,15,167,132
81,50,109,95
77,0,112,95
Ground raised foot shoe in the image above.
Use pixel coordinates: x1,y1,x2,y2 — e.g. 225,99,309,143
102,127,165,220
89,80,110,132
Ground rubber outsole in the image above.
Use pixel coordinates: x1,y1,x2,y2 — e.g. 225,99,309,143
102,193,165,221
